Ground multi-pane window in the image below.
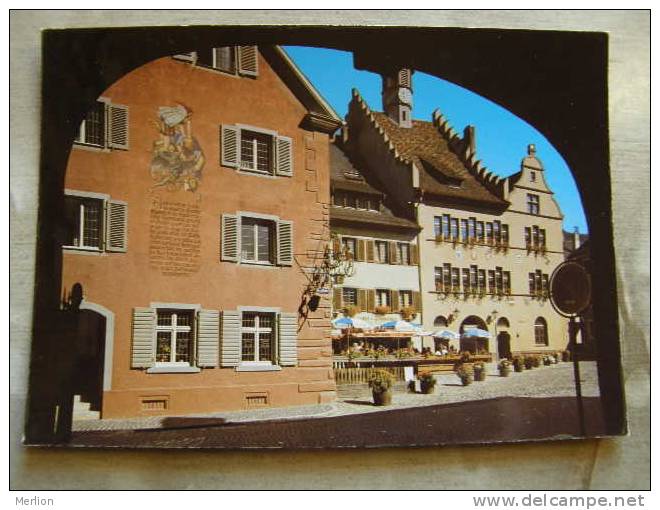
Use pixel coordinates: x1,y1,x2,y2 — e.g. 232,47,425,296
450,218,459,240
468,218,476,241
442,215,451,239
476,221,485,243
75,101,106,147
478,269,486,293
534,317,549,346
528,270,549,297
196,47,237,73
493,221,501,244
155,310,194,364
433,216,442,238
462,268,470,294
460,219,469,243
341,237,357,260
241,312,275,363
469,265,478,291
503,271,511,295
434,266,444,291
63,195,103,249
495,267,503,294
451,268,460,292
527,194,540,215
241,130,273,173
376,289,390,307
397,242,410,265
526,226,547,251
241,217,274,264
485,222,494,245
375,240,389,263
399,290,413,308
488,270,496,294
501,224,509,246
333,191,379,211
443,263,452,291
342,287,358,306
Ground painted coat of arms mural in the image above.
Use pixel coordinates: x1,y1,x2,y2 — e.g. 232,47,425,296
151,104,205,192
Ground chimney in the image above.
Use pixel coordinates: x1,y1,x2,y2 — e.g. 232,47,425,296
464,125,476,159
573,226,581,251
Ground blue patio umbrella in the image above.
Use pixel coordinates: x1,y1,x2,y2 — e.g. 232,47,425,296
462,327,491,338
432,329,460,340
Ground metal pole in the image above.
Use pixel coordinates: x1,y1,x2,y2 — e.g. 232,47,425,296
570,316,586,436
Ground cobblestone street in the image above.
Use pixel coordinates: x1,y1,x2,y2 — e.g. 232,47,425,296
69,361,604,448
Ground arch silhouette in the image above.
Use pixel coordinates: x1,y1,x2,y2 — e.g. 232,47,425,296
27,27,623,442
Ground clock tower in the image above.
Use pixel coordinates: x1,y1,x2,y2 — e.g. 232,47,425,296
382,68,414,128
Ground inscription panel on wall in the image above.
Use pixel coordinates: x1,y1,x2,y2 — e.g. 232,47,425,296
149,199,201,276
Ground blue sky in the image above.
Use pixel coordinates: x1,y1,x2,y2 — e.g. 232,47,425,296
284,46,588,234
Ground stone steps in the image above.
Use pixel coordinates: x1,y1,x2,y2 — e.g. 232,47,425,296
73,394,100,421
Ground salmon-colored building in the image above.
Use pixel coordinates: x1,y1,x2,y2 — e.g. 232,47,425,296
62,46,342,419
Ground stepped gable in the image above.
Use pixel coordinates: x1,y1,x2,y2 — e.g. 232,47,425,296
370,111,507,207
330,142,419,230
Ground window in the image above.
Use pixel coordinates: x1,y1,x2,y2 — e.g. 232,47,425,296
64,195,103,249
241,130,273,173
442,215,451,239
529,270,549,297
63,192,128,252
155,309,194,365
443,263,452,290
397,242,410,265
493,220,501,244
501,224,509,246
495,267,503,294
75,101,105,147
334,192,379,211
460,219,469,243
468,218,476,241
342,237,357,260
478,269,486,293
527,194,540,215
375,240,389,264
485,222,494,245
469,265,478,291
74,100,129,151
434,266,444,291
488,270,496,294
241,312,275,363
476,221,484,243
399,290,413,308
530,171,536,182
434,316,448,328
450,218,459,241
221,125,292,177
462,268,470,294
503,271,511,295
222,214,293,266
342,287,358,306
376,289,390,307
525,227,532,249
451,268,460,292
534,317,549,346
433,216,442,238
176,46,258,77
241,217,275,264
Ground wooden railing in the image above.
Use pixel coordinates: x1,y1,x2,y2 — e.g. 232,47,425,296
333,365,406,385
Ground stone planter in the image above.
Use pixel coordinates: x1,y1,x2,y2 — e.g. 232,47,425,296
474,368,486,381
373,390,392,406
499,367,511,377
459,374,473,386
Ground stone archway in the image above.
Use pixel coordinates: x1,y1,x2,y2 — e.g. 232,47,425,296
459,315,489,354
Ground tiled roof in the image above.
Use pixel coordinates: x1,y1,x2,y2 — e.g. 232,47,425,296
370,112,507,207
330,142,419,231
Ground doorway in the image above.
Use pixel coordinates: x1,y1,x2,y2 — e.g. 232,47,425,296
497,331,512,360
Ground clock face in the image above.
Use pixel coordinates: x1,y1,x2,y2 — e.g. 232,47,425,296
398,88,412,104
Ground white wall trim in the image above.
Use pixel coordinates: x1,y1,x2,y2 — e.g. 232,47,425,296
78,299,115,392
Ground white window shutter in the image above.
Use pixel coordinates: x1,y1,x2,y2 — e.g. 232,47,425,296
275,135,293,177
221,125,240,168
221,214,240,262
105,199,128,252
277,219,293,266
197,309,220,368
220,310,241,367
107,103,129,150
278,312,298,367
238,46,258,76
131,307,155,368
172,52,197,63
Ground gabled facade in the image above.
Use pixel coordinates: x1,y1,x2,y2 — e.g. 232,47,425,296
62,46,341,419
342,79,569,358
329,136,422,328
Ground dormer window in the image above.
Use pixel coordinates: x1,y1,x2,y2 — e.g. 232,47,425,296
173,46,258,77
332,191,380,212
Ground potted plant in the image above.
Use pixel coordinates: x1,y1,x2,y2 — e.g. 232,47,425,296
498,359,512,377
368,369,395,406
374,305,391,315
343,305,360,318
543,355,552,366
562,350,572,362
456,365,473,386
419,372,437,394
512,356,524,372
524,355,535,370
532,355,542,368
401,306,416,321
473,361,487,381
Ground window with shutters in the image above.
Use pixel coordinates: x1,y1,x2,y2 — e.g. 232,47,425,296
376,289,390,307
221,124,292,177
397,242,410,265
74,99,129,151
375,240,389,264
175,46,258,77
342,287,358,306
155,309,195,365
63,191,127,253
241,312,275,363
221,213,293,267
341,237,357,260
399,290,413,308
241,217,275,264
